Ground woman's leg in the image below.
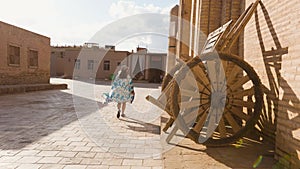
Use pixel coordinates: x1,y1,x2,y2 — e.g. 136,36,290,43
117,103,121,118
117,103,121,110
121,102,126,116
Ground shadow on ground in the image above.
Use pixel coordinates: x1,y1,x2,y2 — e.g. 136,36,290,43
0,90,107,150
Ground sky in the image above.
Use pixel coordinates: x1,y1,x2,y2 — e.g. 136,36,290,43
0,0,178,52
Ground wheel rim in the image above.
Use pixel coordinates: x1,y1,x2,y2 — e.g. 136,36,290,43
169,53,263,146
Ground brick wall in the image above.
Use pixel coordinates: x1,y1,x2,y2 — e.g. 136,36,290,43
244,0,300,168
0,21,50,85
166,5,179,73
51,47,129,80
196,0,241,56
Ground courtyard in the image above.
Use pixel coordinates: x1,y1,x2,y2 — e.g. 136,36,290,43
0,78,278,169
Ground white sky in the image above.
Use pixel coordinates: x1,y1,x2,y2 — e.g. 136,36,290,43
0,0,178,52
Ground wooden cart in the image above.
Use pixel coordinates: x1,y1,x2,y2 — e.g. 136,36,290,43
146,0,263,146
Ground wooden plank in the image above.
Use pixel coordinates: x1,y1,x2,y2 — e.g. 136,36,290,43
166,126,178,143
227,106,251,121
163,118,174,132
230,87,255,98
231,99,255,109
230,75,250,92
183,109,199,125
180,100,201,110
218,118,227,138
193,109,209,132
226,64,241,85
206,108,219,137
206,60,218,92
192,65,210,85
224,112,241,133
221,0,260,52
146,95,169,112
202,20,233,54
180,88,199,97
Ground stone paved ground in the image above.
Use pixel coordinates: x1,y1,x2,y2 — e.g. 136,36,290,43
0,78,277,169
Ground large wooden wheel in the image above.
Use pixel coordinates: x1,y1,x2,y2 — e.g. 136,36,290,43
169,52,263,146
161,62,183,91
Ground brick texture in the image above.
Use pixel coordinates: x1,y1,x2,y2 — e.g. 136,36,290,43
0,21,50,85
244,0,300,168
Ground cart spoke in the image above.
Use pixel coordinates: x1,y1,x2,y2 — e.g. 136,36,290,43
180,100,201,109
193,108,209,132
217,117,227,138
230,87,255,98
226,64,241,85
226,106,251,121
230,75,251,92
231,99,255,109
224,112,241,133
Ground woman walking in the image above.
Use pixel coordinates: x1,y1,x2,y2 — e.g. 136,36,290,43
104,66,134,118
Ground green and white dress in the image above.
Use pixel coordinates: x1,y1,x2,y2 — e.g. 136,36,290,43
103,76,134,103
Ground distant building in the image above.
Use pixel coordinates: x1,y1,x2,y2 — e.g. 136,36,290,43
51,43,129,80
51,45,167,82
128,47,167,83
0,21,51,85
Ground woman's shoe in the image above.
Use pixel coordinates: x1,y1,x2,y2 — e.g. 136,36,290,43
117,110,120,118
121,113,125,117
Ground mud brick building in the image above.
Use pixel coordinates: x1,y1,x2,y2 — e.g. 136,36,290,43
167,0,299,168
51,45,166,82
0,21,51,85
51,44,129,80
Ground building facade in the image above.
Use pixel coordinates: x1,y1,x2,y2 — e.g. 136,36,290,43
244,0,300,168
167,0,299,168
51,44,129,80
128,47,167,83
51,45,167,83
0,21,51,85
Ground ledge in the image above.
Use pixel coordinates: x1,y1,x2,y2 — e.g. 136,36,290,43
0,83,68,95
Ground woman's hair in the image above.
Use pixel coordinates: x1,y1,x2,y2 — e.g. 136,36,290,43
118,66,129,79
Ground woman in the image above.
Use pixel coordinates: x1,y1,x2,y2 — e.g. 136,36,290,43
104,66,134,118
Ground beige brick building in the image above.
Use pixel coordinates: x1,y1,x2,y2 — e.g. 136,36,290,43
129,47,167,83
51,45,166,82
0,21,51,85
51,44,129,80
167,0,300,168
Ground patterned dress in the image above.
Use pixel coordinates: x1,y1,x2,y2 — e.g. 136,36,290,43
103,76,134,103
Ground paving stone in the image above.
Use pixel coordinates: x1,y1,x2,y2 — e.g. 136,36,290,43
16,164,42,169
0,79,277,169
37,150,60,157
16,156,42,163
59,157,84,165
38,157,63,164
56,151,78,158
40,164,64,169
75,152,96,158
122,159,143,166
63,165,87,169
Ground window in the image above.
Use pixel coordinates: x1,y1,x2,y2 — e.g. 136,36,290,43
28,49,38,67
88,60,94,70
75,59,80,69
60,51,64,58
104,60,110,70
8,45,20,65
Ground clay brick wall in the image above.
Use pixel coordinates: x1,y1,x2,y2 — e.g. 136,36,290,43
51,46,129,80
0,21,50,85
244,0,300,168
175,0,242,59
166,5,179,73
